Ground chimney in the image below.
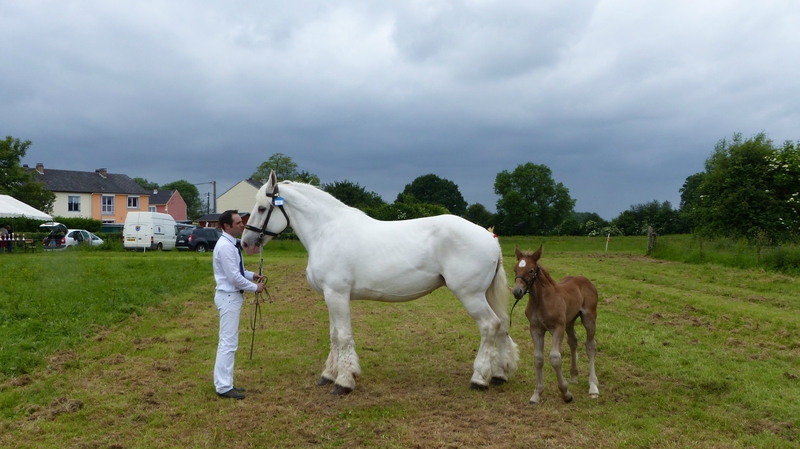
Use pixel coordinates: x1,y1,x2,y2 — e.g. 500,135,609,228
153,189,158,194
96,168,107,178
36,163,44,174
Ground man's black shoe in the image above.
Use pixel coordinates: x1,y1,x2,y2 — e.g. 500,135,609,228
217,388,245,400
233,386,245,393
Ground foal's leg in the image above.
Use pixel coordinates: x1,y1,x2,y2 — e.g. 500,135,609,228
582,312,600,399
529,327,546,404
566,319,579,384
321,292,361,395
549,327,573,403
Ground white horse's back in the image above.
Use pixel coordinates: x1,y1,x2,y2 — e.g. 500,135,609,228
305,213,501,302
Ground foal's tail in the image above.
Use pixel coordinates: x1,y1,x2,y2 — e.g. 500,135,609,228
486,257,519,377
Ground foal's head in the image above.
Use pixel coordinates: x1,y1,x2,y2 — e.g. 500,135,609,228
512,244,542,300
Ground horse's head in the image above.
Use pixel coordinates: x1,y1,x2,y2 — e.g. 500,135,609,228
241,170,290,255
512,244,542,299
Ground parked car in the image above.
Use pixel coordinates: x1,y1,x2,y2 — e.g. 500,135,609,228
175,227,222,252
40,222,104,251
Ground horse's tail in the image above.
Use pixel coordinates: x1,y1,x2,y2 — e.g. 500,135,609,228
487,258,510,322
486,256,519,378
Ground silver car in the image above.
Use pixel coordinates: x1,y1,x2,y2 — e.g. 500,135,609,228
40,222,104,251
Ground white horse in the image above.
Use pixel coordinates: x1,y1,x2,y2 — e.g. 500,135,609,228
241,171,519,394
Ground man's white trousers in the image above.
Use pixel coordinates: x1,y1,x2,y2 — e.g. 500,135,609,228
214,291,243,394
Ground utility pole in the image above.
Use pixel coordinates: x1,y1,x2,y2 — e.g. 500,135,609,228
192,181,217,214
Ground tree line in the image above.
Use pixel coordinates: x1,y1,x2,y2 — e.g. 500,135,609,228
4,133,798,243
253,153,685,237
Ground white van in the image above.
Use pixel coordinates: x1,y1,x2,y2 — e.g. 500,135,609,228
122,212,177,251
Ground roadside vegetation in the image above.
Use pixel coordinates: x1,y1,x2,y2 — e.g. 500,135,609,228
1,238,798,448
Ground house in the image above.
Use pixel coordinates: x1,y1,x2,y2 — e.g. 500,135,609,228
195,213,220,229
216,178,262,214
29,163,150,223
148,189,188,221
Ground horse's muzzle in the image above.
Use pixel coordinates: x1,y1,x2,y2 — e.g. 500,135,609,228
512,286,526,300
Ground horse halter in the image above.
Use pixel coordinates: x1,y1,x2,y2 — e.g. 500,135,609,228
509,264,541,328
244,184,290,246
515,264,541,297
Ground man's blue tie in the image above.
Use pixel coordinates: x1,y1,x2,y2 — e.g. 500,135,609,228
235,240,245,276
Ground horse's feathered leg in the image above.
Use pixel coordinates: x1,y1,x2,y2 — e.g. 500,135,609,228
318,319,337,387
457,294,501,390
322,290,361,395
486,261,519,385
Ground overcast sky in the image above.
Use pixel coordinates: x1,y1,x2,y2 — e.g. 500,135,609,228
3,1,799,220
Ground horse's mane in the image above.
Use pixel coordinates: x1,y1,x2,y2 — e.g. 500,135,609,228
271,181,369,217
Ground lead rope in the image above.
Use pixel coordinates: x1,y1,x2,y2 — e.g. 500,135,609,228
248,247,272,361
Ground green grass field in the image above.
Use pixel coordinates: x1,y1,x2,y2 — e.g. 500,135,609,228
1,237,798,448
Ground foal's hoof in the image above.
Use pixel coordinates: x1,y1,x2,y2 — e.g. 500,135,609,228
330,384,353,395
490,377,507,386
563,392,574,403
317,377,334,386
470,382,489,391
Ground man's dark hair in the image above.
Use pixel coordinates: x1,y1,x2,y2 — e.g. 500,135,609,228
219,210,239,230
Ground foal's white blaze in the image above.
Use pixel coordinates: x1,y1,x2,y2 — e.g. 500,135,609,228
518,260,527,268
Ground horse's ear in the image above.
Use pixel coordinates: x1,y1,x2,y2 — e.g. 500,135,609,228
269,170,278,186
532,244,542,261
514,245,523,260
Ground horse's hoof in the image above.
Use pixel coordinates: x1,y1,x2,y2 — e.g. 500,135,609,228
563,392,574,403
490,377,507,386
317,377,334,386
470,382,489,391
589,393,599,399
330,384,353,395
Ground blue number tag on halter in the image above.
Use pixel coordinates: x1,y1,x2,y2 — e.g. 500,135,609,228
274,196,285,206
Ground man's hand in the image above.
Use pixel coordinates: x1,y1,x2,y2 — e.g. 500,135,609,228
255,282,265,293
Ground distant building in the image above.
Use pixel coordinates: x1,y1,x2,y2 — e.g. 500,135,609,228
29,163,149,223
149,189,188,221
216,178,262,215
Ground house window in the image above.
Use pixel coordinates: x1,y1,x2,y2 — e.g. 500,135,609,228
102,195,114,215
127,196,139,209
68,195,80,212
149,205,156,212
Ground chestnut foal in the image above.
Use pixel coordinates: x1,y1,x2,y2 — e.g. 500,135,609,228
512,245,599,404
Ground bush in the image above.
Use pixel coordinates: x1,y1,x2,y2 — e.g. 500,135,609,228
651,235,800,274
762,247,800,274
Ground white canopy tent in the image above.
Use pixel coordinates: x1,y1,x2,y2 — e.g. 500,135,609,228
0,195,53,221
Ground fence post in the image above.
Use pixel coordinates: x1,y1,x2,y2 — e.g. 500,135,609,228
647,226,657,255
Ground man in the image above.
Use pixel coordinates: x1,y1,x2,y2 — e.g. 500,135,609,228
213,210,265,399
1,225,11,253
